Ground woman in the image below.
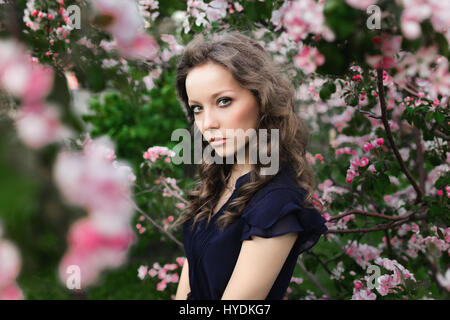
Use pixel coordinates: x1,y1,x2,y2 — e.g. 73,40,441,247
172,31,328,300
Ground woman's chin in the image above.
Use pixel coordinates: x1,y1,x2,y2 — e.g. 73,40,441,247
213,146,235,159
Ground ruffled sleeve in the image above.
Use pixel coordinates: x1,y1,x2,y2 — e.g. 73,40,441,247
240,188,328,255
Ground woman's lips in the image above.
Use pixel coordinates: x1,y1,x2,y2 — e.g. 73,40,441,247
210,138,227,146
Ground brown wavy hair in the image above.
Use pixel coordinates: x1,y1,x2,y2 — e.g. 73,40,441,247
171,30,322,233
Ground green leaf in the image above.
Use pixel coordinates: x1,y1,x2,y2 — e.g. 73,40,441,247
374,173,390,194
319,81,337,101
434,112,445,124
430,204,445,216
345,94,358,106
374,161,385,172
425,112,434,122
302,255,318,274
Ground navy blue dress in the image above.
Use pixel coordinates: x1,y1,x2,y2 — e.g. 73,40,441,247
182,165,328,300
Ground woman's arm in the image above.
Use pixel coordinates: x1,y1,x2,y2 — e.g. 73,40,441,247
175,258,191,300
221,232,298,300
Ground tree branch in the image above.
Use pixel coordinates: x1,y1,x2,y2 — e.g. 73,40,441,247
376,67,423,203
158,175,189,205
326,211,427,234
425,121,450,141
297,257,333,299
327,209,415,222
126,196,184,251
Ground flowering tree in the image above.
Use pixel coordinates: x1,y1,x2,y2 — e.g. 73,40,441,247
0,0,448,300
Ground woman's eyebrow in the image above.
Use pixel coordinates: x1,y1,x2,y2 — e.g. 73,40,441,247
188,89,233,104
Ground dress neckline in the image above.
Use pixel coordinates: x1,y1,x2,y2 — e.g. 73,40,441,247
211,170,252,219
235,170,252,189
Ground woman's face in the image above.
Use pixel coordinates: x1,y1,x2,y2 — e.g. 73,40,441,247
185,62,259,159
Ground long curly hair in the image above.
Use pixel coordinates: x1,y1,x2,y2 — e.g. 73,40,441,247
171,31,321,233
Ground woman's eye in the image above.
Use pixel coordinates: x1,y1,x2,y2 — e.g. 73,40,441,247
218,97,232,107
190,97,231,114
191,105,201,113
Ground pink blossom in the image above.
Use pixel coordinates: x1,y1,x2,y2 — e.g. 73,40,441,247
233,2,244,12
160,34,185,55
0,40,54,102
205,0,228,22
148,268,158,277
91,0,159,61
59,246,129,289
116,33,159,61
366,35,402,69
153,262,161,270
165,263,178,271
170,273,179,283
54,136,137,290
0,240,22,289
335,147,355,156
346,0,378,10
53,137,135,222
270,1,290,31
346,155,373,184
14,103,72,150
0,284,24,300
176,257,185,267
143,146,175,162
399,0,450,41
359,157,369,167
345,241,382,269
283,0,335,42
92,0,144,44
58,215,136,289
138,265,148,280
363,142,373,152
294,46,325,74
157,279,167,291
67,218,135,253
176,203,186,210
185,0,228,31
352,287,377,300
436,268,450,291
428,56,450,99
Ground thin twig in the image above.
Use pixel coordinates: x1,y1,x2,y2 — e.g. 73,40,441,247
297,257,333,299
327,209,415,222
133,185,159,197
376,68,423,203
327,219,407,233
158,175,189,205
414,127,426,196
126,196,184,251
306,251,334,276
425,121,450,141
356,107,382,119
327,211,428,234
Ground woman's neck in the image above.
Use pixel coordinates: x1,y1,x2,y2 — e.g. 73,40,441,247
226,163,253,190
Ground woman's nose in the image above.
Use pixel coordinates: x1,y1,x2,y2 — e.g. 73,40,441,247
201,107,220,131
